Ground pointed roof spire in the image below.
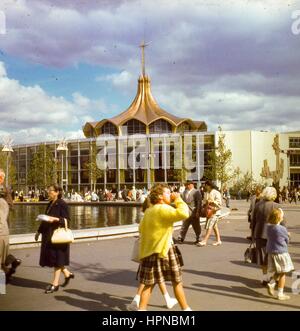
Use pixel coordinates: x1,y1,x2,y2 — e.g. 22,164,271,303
139,40,150,77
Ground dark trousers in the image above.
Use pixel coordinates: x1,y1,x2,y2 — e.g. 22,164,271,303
179,215,201,241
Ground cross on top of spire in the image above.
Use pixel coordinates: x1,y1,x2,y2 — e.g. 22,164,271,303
139,40,150,76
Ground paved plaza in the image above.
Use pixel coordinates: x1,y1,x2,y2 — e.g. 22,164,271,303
0,200,299,311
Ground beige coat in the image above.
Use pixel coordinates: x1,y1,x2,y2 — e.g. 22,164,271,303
0,198,9,266
0,198,9,236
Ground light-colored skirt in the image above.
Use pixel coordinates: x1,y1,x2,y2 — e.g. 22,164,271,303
268,252,294,274
205,214,220,230
0,235,9,267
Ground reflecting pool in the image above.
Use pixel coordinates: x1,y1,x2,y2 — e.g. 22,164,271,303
9,204,143,235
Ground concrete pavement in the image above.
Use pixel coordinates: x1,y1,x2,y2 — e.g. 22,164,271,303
1,200,299,311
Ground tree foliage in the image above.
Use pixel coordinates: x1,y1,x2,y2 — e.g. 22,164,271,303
27,144,56,189
0,151,17,187
204,127,233,189
85,142,103,191
231,168,254,194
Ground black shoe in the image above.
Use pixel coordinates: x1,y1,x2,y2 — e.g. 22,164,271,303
61,273,75,288
45,284,59,294
176,238,184,244
5,267,16,283
5,272,12,284
11,259,22,270
261,281,269,287
194,240,200,245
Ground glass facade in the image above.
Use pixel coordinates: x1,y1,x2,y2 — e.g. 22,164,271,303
290,153,300,167
289,137,300,148
149,119,172,133
177,122,192,133
101,122,118,136
290,172,300,187
121,119,146,135
11,133,214,192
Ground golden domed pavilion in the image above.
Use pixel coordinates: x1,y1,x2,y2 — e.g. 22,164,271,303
83,42,207,137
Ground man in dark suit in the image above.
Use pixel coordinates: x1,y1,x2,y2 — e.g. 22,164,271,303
177,181,202,244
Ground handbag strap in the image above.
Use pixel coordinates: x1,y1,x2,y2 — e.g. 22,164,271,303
63,218,68,230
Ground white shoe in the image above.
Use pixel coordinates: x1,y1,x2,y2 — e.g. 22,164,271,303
127,300,139,311
196,241,207,247
267,283,275,297
212,241,222,246
166,298,178,309
277,294,290,301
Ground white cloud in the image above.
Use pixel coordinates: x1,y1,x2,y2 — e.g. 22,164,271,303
0,0,299,141
0,61,110,143
96,70,133,88
155,87,300,132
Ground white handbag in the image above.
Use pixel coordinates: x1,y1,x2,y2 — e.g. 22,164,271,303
131,238,140,263
51,218,74,244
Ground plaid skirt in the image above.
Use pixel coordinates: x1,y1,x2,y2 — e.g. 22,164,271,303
139,245,182,286
268,252,294,274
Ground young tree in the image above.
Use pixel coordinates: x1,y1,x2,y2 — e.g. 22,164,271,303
204,126,233,190
0,151,17,187
231,169,254,195
27,144,56,189
85,142,104,191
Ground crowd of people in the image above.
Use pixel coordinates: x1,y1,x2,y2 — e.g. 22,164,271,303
0,166,297,309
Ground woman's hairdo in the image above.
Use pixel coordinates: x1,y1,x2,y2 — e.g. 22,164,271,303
49,184,63,199
149,184,169,205
268,208,284,224
262,187,277,201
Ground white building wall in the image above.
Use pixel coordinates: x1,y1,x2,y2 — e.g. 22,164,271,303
216,130,290,188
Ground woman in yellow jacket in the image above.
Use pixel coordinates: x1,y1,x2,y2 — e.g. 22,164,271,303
138,184,191,311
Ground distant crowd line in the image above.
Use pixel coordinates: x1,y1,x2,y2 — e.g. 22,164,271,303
9,183,300,206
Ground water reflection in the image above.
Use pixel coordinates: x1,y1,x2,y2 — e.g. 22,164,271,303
8,204,143,235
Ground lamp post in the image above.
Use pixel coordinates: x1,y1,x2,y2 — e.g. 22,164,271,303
57,139,68,192
142,153,156,190
1,137,14,187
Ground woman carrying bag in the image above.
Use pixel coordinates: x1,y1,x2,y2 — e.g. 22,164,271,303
35,184,74,294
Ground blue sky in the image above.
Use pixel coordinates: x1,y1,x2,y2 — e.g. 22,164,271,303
0,0,300,144
1,53,128,103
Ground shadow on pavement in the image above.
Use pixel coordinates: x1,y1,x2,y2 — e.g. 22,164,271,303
185,284,300,310
230,260,260,269
218,236,249,244
183,269,261,288
8,276,47,290
192,282,268,298
69,262,138,287
57,289,130,311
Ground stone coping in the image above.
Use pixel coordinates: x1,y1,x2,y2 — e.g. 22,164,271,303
9,208,230,249
13,201,143,207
